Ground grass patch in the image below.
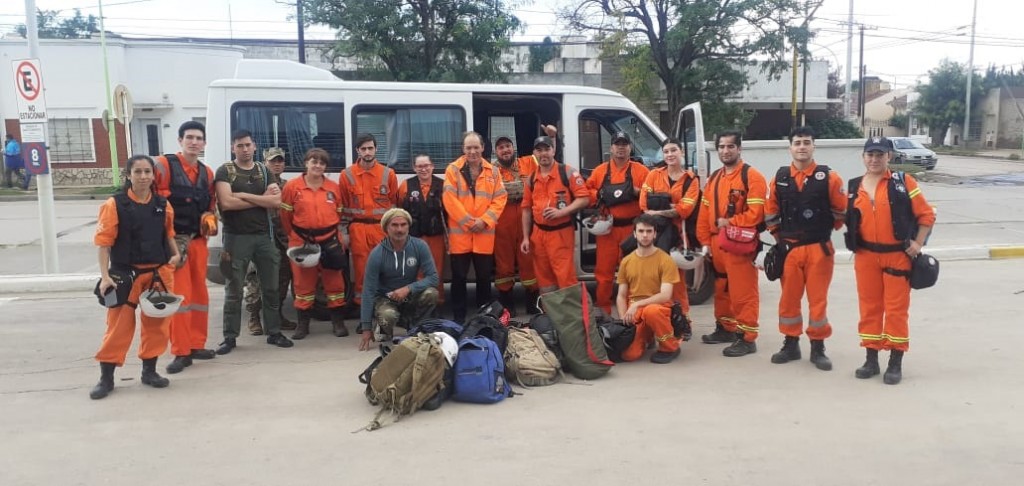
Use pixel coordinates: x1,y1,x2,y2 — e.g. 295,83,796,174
890,164,926,176
0,188,25,196
82,186,119,195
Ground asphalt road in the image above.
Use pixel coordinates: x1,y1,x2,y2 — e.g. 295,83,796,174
1,258,1022,485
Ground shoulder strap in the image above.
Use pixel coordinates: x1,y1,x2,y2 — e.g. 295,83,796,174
774,166,789,184
710,168,724,221
846,176,862,222
224,161,237,184
741,163,750,192
380,166,391,192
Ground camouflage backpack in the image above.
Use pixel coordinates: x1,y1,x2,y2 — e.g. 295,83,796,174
504,327,563,387
359,333,448,431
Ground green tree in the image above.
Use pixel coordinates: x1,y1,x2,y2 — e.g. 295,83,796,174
17,9,100,39
915,59,985,145
561,0,809,133
302,0,522,82
528,37,560,73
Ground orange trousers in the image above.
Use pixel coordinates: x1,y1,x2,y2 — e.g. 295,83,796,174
854,250,912,352
169,237,210,357
292,264,346,310
594,225,634,312
421,234,446,304
494,205,537,293
95,265,175,365
621,304,679,362
349,222,385,306
530,226,578,292
710,237,760,342
672,268,691,314
778,242,834,340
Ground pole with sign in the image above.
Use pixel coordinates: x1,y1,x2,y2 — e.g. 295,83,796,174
17,0,59,274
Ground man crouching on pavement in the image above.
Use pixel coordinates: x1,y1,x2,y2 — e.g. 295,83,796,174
358,208,440,351
616,213,682,364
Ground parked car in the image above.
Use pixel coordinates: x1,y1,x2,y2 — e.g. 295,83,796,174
889,137,938,170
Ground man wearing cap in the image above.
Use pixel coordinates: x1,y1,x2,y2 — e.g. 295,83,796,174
847,136,934,385
213,129,293,355
493,134,539,315
585,131,650,314
243,147,297,336
358,208,440,351
521,135,590,293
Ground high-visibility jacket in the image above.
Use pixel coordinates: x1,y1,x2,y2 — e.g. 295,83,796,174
497,155,537,207
338,161,398,225
442,156,508,254
280,176,343,247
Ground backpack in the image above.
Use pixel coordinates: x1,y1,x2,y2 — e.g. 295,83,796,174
528,313,564,364
598,319,636,363
462,312,509,355
504,328,562,387
452,336,512,403
358,334,448,430
408,318,464,340
539,283,614,380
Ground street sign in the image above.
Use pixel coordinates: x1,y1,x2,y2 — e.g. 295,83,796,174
23,142,49,176
12,59,48,124
20,123,46,143
113,84,133,124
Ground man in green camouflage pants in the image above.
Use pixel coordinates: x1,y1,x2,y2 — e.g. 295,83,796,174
245,147,297,334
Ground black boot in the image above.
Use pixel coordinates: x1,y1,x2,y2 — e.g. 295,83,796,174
330,307,349,337
722,336,757,357
525,289,541,315
498,290,516,318
165,355,193,374
770,336,801,364
883,350,904,385
701,322,739,344
293,309,311,340
140,358,170,388
89,362,116,400
855,348,880,379
809,340,833,371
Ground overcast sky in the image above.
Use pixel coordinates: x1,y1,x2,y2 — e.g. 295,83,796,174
2,0,1021,90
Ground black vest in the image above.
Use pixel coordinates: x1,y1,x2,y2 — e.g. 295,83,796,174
165,154,211,235
775,165,834,244
110,192,170,268
402,176,446,237
844,171,918,253
598,161,639,207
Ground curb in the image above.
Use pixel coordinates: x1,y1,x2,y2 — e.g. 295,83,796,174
0,194,109,202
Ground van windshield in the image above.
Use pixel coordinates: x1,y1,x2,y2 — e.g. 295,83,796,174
578,109,663,171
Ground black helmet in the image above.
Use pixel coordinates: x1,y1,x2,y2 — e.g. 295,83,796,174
763,243,786,282
910,253,939,290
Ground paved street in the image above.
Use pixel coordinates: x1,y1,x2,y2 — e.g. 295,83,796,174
1,259,1022,485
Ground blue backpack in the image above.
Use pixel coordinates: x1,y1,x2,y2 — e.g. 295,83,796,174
452,336,511,404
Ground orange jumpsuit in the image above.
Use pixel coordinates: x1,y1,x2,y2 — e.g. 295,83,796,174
397,177,447,304
153,153,216,357
280,176,346,310
765,162,847,341
339,162,399,306
696,161,767,342
522,162,590,292
494,155,538,293
585,160,650,312
94,190,177,366
851,170,935,352
617,249,681,362
639,167,700,312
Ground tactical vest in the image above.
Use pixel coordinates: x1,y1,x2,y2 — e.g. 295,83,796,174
844,171,917,253
110,192,170,267
774,165,834,245
402,176,446,237
598,161,639,207
165,154,211,235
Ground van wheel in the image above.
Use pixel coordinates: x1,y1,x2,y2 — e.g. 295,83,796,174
686,258,716,305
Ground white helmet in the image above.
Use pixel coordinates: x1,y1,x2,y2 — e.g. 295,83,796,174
287,244,321,268
431,332,459,366
671,247,704,270
139,290,184,318
585,216,613,236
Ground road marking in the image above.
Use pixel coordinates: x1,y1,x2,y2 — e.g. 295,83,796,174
0,297,17,308
990,247,1024,259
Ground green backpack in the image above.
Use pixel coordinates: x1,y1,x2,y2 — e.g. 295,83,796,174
360,334,448,431
539,283,614,380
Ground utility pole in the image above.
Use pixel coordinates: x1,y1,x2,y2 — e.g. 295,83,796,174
98,0,120,187
858,25,866,134
297,0,306,64
844,0,854,118
962,0,978,147
22,0,59,273
791,1,821,130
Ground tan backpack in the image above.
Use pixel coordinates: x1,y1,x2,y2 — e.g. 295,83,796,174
504,327,563,387
362,334,448,430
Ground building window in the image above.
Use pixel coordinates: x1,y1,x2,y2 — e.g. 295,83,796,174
47,118,96,163
232,102,345,170
354,106,465,173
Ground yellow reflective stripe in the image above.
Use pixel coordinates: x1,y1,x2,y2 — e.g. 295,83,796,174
701,197,711,206
736,324,759,333
718,317,737,324
882,334,909,343
280,203,294,211
654,333,674,343
859,333,883,340
295,294,315,302
681,197,696,204
908,188,921,198
746,198,765,205
520,278,537,286
494,277,516,285
327,292,346,301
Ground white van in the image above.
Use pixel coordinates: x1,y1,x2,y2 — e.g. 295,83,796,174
204,60,714,304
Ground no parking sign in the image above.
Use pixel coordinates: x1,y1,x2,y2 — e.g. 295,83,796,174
23,142,49,175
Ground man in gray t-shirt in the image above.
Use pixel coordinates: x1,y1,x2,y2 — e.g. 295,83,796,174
213,129,294,354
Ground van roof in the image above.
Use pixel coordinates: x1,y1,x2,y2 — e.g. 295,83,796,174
211,59,624,98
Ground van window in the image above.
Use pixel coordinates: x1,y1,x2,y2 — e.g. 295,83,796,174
232,102,345,170
578,109,663,171
354,106,465,172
